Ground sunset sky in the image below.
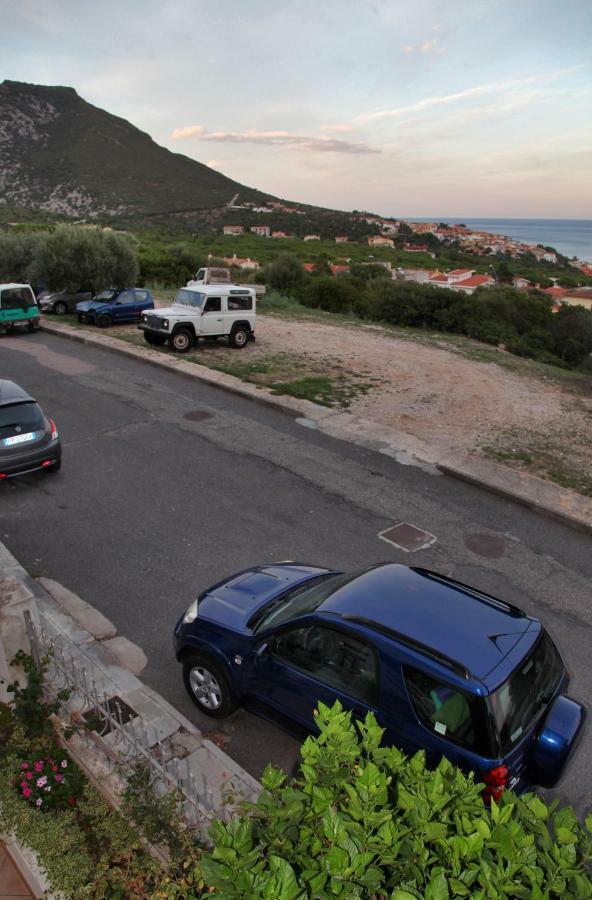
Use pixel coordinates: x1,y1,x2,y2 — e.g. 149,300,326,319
2,0,591,217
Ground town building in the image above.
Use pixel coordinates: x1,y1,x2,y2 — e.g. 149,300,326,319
304,234,320,241
250,225,271,237
223,255,259,271
223,225,244,236
335,236,348,244
368,235,394,248
272,231,290,239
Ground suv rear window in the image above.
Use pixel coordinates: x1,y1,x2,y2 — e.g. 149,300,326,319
0,402,45,440
405,667,492,755
1,287,36,309
489,631,563,753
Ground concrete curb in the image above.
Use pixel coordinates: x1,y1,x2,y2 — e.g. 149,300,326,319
40,319,592,533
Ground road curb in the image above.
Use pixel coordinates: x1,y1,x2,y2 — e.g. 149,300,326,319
40,319,592,534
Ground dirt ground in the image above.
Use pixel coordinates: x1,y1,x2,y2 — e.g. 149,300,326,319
65,301,592,494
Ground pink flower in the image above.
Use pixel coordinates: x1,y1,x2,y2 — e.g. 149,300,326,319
26,772,33,780
60,760,68,769
22,788,32,798
20,781,27,788
51,765,58,772
37,776,47,788
34,761,43,773
20,762,29,770
54,774,63,783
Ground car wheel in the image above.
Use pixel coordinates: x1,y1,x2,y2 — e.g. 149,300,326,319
229,326,249,349
97,314,112,329
45,457,61,474
54,301,68,315
169,328,193,353
182,653,237,718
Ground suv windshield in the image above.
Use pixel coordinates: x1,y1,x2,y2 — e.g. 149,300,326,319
489,631,563,753
0,402,45,440
251,571,361,633
174,289,205,308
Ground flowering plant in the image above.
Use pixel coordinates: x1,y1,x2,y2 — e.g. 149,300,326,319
14,755,82,812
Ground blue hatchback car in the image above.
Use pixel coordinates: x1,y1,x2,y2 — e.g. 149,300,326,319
174,563,585,799
76,288,154,328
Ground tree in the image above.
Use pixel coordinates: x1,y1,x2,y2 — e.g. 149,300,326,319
0,231,45,285
552,304,592,367
266,254,305,293
30,226,138,292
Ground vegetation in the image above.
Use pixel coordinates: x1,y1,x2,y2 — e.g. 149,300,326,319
200,702,592,898
0,225,139,292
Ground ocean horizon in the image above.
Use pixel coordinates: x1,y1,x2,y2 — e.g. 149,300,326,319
401,217,592,264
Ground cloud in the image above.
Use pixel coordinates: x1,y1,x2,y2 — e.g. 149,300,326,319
170,124,205,139
170,126,379,154
402,38,446,55
321,123,357,133
361,66,585,123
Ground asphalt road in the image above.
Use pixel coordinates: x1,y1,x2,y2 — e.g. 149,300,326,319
1,330,591,815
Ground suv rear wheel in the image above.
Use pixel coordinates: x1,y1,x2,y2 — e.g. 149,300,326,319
170,328,193,353
97,314,112,328
182,652,238,718
54,301,68,315
229,325,249,348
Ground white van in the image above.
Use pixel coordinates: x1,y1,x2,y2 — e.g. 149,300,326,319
138,284,256,353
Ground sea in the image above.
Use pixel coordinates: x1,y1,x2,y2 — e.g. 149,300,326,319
406,218,592,264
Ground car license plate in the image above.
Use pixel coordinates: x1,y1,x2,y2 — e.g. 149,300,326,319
3,432,36,446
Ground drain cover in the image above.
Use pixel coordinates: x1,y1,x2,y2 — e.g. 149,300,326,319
464,533,506,559
379,522,436,553
184,410,213,422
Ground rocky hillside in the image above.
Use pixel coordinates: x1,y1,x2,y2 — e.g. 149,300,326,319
0,80,272,219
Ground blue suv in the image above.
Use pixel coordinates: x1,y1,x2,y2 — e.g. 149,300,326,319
174,563,585,800
76,288,154,328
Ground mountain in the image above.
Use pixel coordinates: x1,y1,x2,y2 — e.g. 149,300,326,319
0,80,273,219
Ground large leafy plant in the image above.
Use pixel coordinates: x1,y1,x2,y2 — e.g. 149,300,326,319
201,702,592,898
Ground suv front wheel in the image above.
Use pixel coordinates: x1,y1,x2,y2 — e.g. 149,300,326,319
229,325,249,348
182,652,238,718
169,327,193,353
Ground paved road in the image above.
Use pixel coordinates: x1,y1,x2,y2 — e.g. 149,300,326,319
1,331,591,814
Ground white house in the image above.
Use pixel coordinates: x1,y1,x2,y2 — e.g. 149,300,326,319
251,225,271,237
223,225,244,236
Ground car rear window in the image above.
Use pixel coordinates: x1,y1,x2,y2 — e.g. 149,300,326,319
1,287,36,309
489,631,563,753
405,667,493,756
0,402,45,440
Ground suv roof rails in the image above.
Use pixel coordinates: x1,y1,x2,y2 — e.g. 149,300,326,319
339,613,471,680
411,568,526,619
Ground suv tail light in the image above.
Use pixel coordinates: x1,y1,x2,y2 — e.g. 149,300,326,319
49,418,59,441
481,765,508,803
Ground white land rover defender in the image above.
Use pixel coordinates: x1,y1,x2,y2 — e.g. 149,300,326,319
138,284,256,353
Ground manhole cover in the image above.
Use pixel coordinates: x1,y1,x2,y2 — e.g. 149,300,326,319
464,533,506,559
82,696,138,737
184,410,213,422
379,522,437,553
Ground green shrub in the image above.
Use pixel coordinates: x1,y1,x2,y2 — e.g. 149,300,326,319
267,254,306,293
301,276,359,314
201,703,592,898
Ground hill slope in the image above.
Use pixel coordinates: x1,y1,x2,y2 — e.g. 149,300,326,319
0,80,272,218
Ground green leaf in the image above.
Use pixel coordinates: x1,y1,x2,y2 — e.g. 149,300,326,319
425,872,449,900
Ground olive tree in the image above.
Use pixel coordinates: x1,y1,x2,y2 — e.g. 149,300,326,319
30,225,138,293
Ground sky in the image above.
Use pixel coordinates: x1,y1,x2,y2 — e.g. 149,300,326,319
1,0,591,218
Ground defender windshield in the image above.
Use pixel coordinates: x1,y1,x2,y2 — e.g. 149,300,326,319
251,571,361,633
489,631,563,753
174,290,205,308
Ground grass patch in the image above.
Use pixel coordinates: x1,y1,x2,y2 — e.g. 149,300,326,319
480,428,592,497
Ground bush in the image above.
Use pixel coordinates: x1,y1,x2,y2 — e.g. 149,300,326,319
201,703,592,898
301,276,360,313
29,225,139,292
266,254,305,293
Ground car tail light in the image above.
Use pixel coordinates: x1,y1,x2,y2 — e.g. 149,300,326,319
481,765,509,803
49,418,59,441
41,460,52,468
0,473,6,480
